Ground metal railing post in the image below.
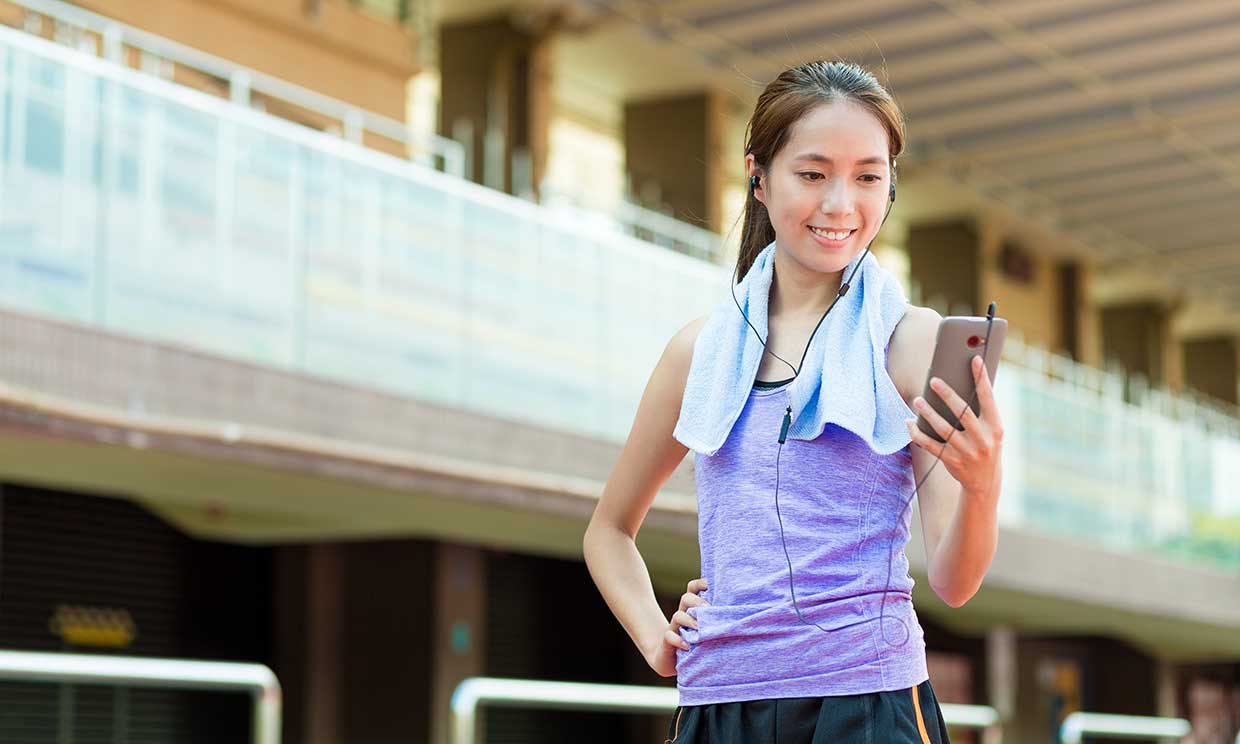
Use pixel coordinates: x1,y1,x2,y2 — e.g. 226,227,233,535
0,649,282,744
449,677,1002,744
229,68,251,106
101,22,122,63
343,108,364,145
451,677,677,744
1059,712,1191,743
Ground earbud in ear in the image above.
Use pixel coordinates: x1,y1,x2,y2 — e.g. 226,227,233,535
749,174,760,194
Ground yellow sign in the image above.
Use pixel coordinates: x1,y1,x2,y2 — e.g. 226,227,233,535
48,605,137,648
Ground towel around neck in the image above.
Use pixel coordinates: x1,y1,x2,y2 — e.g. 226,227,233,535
672,239,915,457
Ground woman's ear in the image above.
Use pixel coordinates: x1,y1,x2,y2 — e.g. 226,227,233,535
745,154,766,204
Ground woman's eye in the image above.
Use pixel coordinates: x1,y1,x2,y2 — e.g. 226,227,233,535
799,172,823,181
860,174,881,183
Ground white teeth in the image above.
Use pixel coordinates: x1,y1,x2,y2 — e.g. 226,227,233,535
810,226,853,241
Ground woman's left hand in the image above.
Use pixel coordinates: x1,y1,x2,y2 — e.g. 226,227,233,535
906,355,1004,498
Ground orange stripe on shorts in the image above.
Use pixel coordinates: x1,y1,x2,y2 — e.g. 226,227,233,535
911,685,933,744
665,706,684,743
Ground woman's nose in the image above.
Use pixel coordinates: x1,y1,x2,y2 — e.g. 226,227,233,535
819,179,855,215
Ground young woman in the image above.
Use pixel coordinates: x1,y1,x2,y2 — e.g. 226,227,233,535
583,60,1003,743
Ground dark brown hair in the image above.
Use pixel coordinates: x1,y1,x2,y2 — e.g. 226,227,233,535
736,61,906,281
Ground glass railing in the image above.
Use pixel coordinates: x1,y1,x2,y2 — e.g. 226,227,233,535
2,0,464,176
2,24,1238,571
0,25,722,441
996,338,1240,570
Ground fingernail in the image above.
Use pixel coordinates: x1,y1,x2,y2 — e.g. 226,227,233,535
930,377,942,389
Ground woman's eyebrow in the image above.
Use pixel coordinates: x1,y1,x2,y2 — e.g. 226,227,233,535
792,153,887,166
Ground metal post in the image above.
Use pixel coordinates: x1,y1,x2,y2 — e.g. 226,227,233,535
451,677,677,744
450,677,1002,744
101,23,122,63
0,649,282,744
1059,712,1191,743
343,109,364,145
229,68,251,107
451,118,474,182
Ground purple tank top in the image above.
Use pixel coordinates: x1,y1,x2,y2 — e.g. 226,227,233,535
674,377,929,705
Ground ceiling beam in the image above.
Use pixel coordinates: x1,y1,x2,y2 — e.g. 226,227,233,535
696,0,925,51
917,88,1240,169
1025,152,1229,200
898,3,1240,111
911,54,1240,143
1005,114,1240,172
1101,221,1240,256
1108,242,1240,273
1056,182,1237,222
726,2,958,60
925,0,1240,285
1083,200,1240,237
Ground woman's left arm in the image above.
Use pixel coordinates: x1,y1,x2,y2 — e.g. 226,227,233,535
890,307,1003,608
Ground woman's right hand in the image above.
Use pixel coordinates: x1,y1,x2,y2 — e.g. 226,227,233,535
645,578,710,678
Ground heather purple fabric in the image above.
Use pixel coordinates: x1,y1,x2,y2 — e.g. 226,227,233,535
674,378,929,705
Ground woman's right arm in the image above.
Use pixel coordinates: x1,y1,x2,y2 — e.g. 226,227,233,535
583,314,707,676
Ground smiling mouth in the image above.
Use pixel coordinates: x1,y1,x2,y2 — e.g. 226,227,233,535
808,226,856,241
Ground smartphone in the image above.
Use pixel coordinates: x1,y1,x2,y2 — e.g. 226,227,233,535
915,313,1007,444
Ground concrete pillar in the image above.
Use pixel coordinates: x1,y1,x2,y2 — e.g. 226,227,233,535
438,14,552,196
623,90,730,233
1101,301,1174,388
1156,660,1181,744
876,215,911,296
305,544,344,744
1075,261,1105,369
1183,335,1239,406
430,544,487,744
1164,300,1186,393
906,219,981,315
987,626,1018,724
977,218,1075,353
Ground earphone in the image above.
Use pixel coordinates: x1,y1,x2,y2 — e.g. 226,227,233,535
733,167,995,647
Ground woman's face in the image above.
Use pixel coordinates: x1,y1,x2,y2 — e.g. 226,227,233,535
748,99,892,276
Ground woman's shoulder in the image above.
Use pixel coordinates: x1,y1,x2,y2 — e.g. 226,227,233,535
669,314,710,359
659,314,711,392
885,304,941,403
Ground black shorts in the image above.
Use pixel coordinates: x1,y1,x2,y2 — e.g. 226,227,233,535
663,678,951,744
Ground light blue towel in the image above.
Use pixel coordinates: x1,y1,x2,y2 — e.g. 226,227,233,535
673,240,915,457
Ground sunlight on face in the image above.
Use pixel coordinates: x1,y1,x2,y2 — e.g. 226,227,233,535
749,99,892,277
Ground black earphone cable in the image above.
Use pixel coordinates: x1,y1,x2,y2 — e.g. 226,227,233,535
730,170,995,647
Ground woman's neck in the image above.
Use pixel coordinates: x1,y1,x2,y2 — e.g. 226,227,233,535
769,251,845,325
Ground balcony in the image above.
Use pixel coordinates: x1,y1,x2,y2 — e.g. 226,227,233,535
1,23,1237,576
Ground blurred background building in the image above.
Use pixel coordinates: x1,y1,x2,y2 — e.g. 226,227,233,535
0,0,1238,742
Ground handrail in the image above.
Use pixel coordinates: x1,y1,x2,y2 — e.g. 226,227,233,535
449,677,1002,744
5,0,465,176
0,649,281,744
541,190,724,263
1058,712,1191,743
938,702,1003,744
9,0,743,260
